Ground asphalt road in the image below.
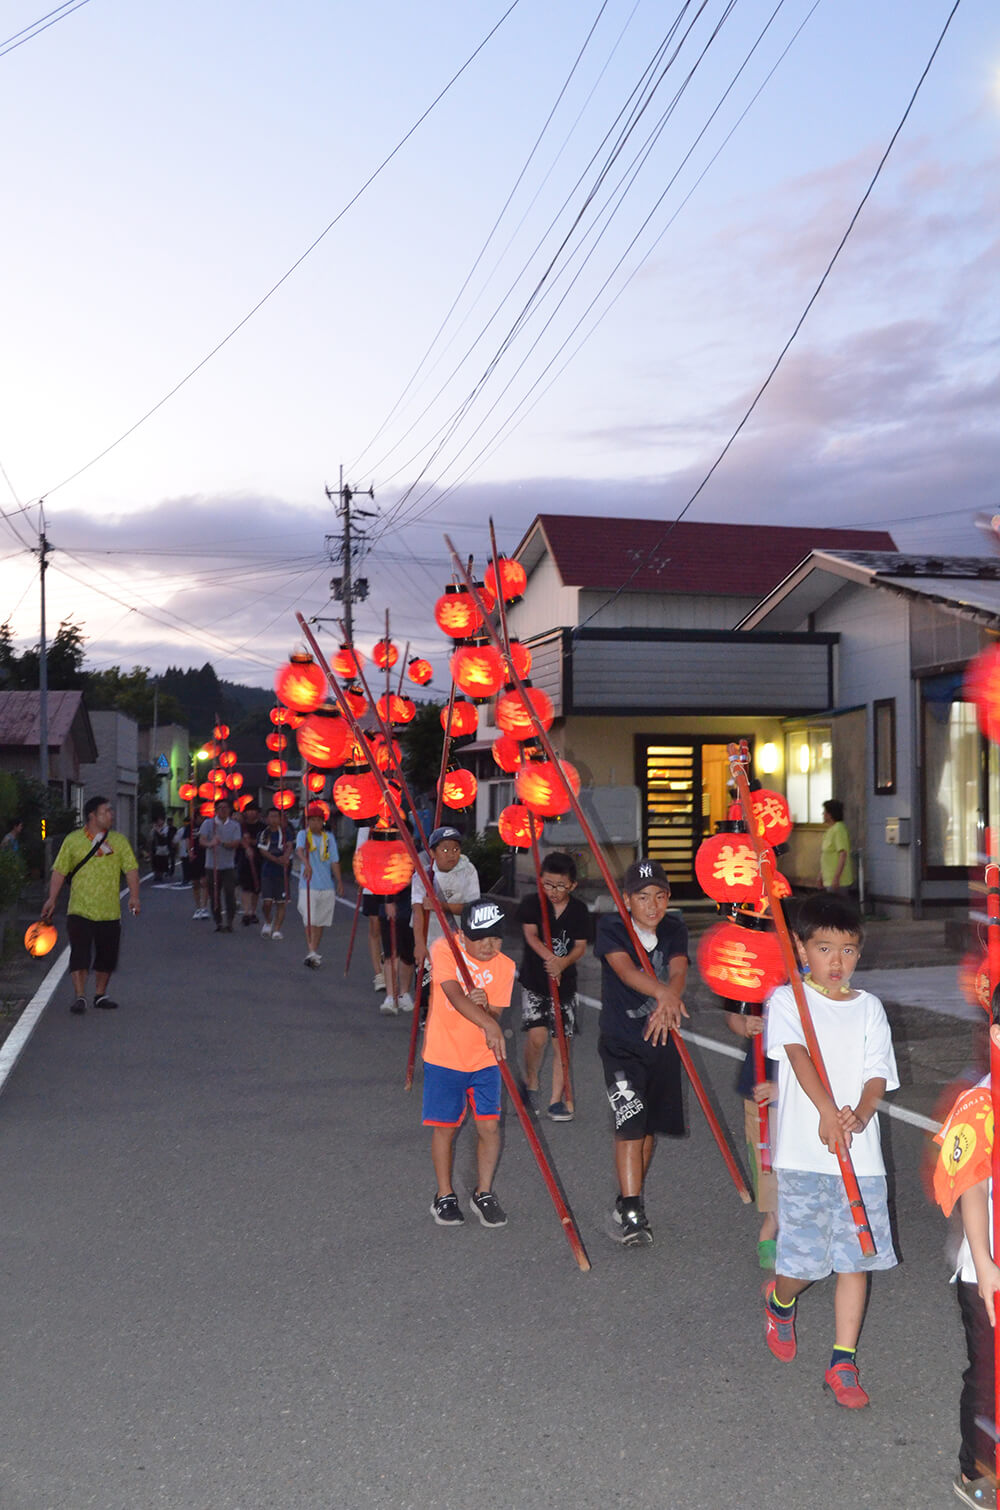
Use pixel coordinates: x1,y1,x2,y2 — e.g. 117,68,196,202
0,884,974,1510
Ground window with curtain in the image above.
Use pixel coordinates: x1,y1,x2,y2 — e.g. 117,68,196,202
784,726,832,823
922,675,980,868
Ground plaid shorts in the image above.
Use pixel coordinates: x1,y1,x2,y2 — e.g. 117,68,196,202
776,1169,897,1280
520,986,577,1037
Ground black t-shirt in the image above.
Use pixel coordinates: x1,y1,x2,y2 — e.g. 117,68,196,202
594,911,689,1050
516,892,591,998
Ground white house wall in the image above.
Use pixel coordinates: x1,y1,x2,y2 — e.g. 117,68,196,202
577,590,757,630
506,553,579,640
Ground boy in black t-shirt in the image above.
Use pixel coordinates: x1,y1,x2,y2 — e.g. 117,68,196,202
516,852,590,1122
594,859,689,1247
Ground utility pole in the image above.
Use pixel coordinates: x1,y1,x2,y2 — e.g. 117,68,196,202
325,467,375,646
36,506,51,796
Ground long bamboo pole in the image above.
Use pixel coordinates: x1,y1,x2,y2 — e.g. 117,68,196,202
728,742,875,1255
297,612,592,1271
444,539,751,1203
986,863,1000,1502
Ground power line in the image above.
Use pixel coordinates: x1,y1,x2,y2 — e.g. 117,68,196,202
0,0,90,60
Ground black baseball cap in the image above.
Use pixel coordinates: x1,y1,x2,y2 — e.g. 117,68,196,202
461,899,506,939
428,825,462,848
622,858,670,893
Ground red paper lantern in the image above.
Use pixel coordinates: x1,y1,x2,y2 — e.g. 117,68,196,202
492,734,525,773
266,758,288,779
333,767,381,820
223,772,242,791
201,740,218,759
450,644,506,701
198,782,216,801
265,731,287,754
305,770,326,794
343,685,368,719
213,724,230,741
296,706,352,769
178,782,197,802
496,686,554,740
273,789,296,811
434,586,483,640
24,920,57,957
485,557,527,603
370,735,402,772
515,758,580,817
966,645,1000,742
439,768,478,810
372,639,399,670
959,952,991,1012
695,833,763,905
506,639,532,680
498,804,544,849
269,707,290,727
275,652,327,714
234,793,254,813
407,657,433,686
219,749,238,769
209,768,227,786
199,801,215,817
353,835,415,895
750,789,793,847
376,693,416,726
375,781,403,826
697,921,786,1004
331,644,364,679
444,700,479,737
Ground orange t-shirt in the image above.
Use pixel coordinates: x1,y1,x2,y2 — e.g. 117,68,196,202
423,935,516,1073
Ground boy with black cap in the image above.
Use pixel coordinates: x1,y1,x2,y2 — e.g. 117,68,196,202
594,858,689,1246
422,898,516,1229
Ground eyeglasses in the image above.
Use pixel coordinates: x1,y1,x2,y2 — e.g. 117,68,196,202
541,880,571,892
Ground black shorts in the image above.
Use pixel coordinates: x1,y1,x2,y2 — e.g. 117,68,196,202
598,1036,684,1141
67,915,122,976
380,914,415,965
237,854,259,892
260,867,289,903
362,893,381,918
183,852,206,882
520,985,577,1037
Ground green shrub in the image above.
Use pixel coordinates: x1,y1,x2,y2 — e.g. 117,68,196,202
0,848,26,910
463,829,505,893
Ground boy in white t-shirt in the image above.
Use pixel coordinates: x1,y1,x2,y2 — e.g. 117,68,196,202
763,893,898,1409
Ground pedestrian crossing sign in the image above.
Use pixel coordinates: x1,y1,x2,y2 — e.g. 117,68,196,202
156,753,170,772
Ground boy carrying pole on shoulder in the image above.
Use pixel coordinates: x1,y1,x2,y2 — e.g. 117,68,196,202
763,892,898,1408
517,850,590,1122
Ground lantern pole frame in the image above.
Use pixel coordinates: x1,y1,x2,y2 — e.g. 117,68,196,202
296,612,592,1272
443,538,751,1205
986,862,1000,1503
728,741,875,1255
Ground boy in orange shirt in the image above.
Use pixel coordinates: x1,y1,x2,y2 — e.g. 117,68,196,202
423,899,516,1229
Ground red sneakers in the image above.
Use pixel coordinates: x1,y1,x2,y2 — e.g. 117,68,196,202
824,1360,870,1408
764,1282,797,1362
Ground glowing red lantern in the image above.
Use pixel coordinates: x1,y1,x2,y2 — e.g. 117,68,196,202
219,749,238,769
375,782,403,825
201,741,218,759
960,952,991,1012
485,557,527,603
750,789,793,846
265,731,287,754
450,644,506,701
439,768,478,810
372,639,399,670
213,724,230,741
498,804,544,849
506,639,532,680
353,834,415,895
695,833,763,905
296,706,352,769
198,782,216,801
209,768,227,786
24,920,57,957
234,793,254,813
331,644,364,679
178,782,197,802
697,920,786,1004
273,789,296,811
266,759,288,779
344,684,367,719
407,658,433,686
370,735,402,772
333,767,381,820
515,758,580,817
492,734,525,773
275,652,327,714
444,700,479,737
376,693,416,726
434,586,483,640
496,686,554,740
305,770,326,794
225,772,244,791
199,801,215,817
270,706,290,727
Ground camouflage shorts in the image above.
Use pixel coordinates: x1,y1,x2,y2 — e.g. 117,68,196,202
520,987,577,1037
776,1170,897,1279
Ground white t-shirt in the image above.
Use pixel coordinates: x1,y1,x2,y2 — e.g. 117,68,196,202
765,980,898,1176
411,854,480,947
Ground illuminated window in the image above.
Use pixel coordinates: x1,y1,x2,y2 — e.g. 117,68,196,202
785,727,832,824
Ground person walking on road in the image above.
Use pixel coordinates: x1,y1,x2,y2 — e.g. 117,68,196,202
258,806,293,940
295,804,343,967
199,797,242,932
41,795,140,1015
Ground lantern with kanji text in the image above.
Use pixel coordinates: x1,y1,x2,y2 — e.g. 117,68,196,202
331,644,364,679
439,768,478,810
353,832,415,895
496,685,554,740
506,639,532,680
333,767,381,820
444,700,479,737
209,767,227,786
265,731,287,754
498,804,544,849
376,693,416,726
275,651,327,714
450,643,505,701
372,639,399,671
296,705,352,769
515,758,580,817
750,788,793,847
697,919,786,1004
434,585,483,640
305,770,326,794
695,832,764,906
485,557,527,603
407,657,433,686
370,734,402,772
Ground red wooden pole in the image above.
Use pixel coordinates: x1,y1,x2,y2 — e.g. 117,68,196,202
529,824,573,1108
434,679,458,832
404,954,425,1092
443,538,752,1204
343,889,363,977
728,743,875,1256
297,613,592,1271
986,862,1000,1502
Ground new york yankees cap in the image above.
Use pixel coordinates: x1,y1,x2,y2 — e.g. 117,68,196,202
622,858,670,893
461,899,507,939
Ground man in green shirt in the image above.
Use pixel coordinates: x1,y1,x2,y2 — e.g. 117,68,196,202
42,795,141,1015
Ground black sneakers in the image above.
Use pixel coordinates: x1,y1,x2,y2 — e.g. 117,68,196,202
93,995,118,1010
472,1190,508,1228
614,1195,653,1247
70,996,86,1015
431,1193,464,1226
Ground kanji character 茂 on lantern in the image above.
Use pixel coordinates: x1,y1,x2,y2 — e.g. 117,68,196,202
750,788,793,846
485,557,528,603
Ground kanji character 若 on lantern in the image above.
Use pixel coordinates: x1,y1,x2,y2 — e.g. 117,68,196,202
24,920,57,957
444,700,479,737
434,586,483,640
333,767,381,820
439,768,478,810
498,804,544,849
496,686,554,740
450,644,505,701
750,788,793,847
407,657,433,686
695,833,763,906
372,639,399,670
275,652,327,714
515,758,580,817
492,734,525,773
506,639,532,680
296,706,351,769
485,557,528,603
331,644,364,679
265,731,287,753
697,920,786,1003
353,834,415,895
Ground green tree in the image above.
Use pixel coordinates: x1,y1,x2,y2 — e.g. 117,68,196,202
397,700,445,794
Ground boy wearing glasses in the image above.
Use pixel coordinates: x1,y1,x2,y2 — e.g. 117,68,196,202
516,851,590,1121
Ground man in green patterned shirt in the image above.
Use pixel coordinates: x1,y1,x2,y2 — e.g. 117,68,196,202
42,796,141,1015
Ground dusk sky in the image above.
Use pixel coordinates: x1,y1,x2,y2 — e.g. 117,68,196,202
1,0,998,692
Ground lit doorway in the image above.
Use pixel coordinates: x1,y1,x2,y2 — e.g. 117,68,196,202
636,736,747,898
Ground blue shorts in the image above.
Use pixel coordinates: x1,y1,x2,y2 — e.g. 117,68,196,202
776,1170,898,1280
422,1062,502,1126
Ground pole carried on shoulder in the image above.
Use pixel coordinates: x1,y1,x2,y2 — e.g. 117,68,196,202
443,538,751,1204
985,863,1000,1500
